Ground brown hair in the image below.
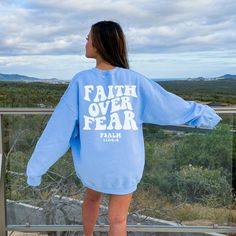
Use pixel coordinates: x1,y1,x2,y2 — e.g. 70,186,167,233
91,20,129,69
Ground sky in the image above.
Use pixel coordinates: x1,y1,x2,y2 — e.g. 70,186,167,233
0,0,236,81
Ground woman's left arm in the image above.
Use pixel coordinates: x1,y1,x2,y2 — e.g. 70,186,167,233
139,76,222,128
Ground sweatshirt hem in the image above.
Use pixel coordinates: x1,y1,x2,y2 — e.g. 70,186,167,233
77,175,137,195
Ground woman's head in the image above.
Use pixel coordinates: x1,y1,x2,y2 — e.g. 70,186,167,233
85,20,129,69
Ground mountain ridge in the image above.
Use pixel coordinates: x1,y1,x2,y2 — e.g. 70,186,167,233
186,74,236,81
0,72,236,83
0,73,68,84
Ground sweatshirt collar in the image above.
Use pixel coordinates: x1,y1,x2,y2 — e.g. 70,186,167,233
92,66,119,73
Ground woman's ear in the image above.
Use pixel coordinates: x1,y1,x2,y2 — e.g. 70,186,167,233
93,45,98,52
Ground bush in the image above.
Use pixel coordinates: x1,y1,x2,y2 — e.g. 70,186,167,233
167,165,232,207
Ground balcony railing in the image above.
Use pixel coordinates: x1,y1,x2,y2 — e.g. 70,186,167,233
0,107,236,235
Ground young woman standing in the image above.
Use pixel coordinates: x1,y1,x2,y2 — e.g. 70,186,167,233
26,20,222,236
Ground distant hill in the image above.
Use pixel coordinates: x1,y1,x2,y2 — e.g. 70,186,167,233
216,74,236,79
1,72,236,83
0,73,68,84
187,74,236,81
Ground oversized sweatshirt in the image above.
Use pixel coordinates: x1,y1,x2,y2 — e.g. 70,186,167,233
26,66,222,194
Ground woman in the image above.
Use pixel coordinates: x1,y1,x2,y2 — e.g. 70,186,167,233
26,20,222,236
82,21,134,236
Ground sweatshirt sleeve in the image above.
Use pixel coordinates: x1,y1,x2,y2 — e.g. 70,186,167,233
140,76,222,128
26,76,79,186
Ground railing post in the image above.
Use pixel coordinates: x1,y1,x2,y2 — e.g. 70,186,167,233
0,114,7,236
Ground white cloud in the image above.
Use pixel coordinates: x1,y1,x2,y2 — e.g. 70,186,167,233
0,0,235,77
1,0,236,55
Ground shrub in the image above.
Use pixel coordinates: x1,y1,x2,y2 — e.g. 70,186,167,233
168,165,232,207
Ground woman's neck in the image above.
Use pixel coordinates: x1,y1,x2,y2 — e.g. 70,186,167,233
96,57,115,70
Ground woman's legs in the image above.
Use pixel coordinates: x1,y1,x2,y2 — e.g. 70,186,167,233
108,192,133,236
82,187,103,236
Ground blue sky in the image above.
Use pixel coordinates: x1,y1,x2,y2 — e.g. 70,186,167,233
0,0,236,81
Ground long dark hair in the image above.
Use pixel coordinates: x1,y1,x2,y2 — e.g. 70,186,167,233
91,20,129,69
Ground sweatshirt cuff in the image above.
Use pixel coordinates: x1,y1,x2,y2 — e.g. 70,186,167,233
211,115,222,128
208,113,222,129
27,176,42,186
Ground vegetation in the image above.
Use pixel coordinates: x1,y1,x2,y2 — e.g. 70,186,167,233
1,78,235,226
158,78,236,105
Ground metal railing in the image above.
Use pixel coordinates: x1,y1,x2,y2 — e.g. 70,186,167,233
0,106,236,236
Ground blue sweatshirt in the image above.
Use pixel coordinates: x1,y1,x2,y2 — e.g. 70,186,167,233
26,66,222,194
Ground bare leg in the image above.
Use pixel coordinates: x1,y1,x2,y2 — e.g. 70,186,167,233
108,192,133,236
82,187,103,236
